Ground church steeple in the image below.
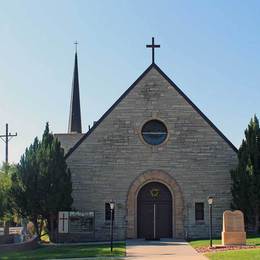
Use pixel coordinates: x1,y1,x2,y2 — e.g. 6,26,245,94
68,43,82,133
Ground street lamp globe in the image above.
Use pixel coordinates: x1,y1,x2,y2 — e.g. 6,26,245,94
208,196,213,205
109,201,115,210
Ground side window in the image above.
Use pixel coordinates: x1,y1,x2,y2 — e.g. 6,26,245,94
195,202,204,221
105,203,115,221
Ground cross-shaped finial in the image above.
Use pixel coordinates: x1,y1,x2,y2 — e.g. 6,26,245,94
74,41,79,53
146,37,160,64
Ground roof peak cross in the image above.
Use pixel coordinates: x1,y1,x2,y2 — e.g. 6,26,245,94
146,37,160,64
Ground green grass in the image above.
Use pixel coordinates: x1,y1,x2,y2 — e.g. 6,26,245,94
0,242,126,260
206,248,260,259
190,235,260,260
190,238,222,249
190,234,260,248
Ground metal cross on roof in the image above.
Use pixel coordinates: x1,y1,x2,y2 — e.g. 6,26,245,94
146,37,160,64
74,41,79,52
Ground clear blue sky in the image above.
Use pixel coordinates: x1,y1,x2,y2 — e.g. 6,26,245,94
0,0,259,163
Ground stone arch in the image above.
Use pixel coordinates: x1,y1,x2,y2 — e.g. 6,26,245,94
126,170,184,238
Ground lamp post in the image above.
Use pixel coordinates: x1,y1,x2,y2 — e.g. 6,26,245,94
208,196,213,248
109,201,115,252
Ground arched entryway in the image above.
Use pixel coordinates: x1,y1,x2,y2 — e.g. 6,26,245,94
137,182,172,239
126,170,184,239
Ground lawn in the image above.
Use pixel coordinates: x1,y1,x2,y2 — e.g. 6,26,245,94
0,242,126,260
206,248,260,259
190,235,260,248
190,235,260,260
190,238,222,249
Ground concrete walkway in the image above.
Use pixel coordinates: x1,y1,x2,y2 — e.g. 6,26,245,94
126,239,208,260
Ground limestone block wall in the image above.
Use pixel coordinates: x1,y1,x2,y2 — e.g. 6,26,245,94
66,66,237,240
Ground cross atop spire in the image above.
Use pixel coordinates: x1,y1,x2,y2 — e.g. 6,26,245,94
146,37,160,64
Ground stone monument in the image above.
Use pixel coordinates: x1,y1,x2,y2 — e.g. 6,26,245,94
21,218,28,242
3,222,9,235
222,210,246,245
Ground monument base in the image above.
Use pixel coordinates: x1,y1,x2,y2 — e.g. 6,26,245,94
222,231,246,245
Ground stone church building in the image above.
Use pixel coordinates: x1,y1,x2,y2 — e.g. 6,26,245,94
56,40,237,241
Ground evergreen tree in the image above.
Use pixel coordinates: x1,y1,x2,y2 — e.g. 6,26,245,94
10,123,73,240
231,115,260,231
11,137,43,236
38,123,73,240
0,163,13,220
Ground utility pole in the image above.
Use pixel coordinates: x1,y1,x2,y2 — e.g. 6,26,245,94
0,123,17,164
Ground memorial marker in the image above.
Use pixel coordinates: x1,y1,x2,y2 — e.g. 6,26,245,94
222,210,246,245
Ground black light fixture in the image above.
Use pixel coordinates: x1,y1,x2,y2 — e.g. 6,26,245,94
208,196,213,248
109,201,115,252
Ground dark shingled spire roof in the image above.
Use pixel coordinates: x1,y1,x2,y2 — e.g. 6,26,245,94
68,51,82,133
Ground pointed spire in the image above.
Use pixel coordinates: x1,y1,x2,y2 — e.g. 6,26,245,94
68,43,82,133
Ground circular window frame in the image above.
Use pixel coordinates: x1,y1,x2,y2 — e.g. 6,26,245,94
139,118,169,147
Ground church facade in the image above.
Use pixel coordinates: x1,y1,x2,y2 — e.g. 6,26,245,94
56,41,237,241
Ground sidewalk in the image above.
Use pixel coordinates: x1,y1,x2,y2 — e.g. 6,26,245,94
126,239,207,260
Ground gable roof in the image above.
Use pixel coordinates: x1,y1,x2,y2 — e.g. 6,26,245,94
55,133,84,154
65,63,238,159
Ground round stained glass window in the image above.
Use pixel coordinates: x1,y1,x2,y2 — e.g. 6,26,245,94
141,120,168,145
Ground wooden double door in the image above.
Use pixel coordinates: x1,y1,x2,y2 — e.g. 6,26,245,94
137,182,172,239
